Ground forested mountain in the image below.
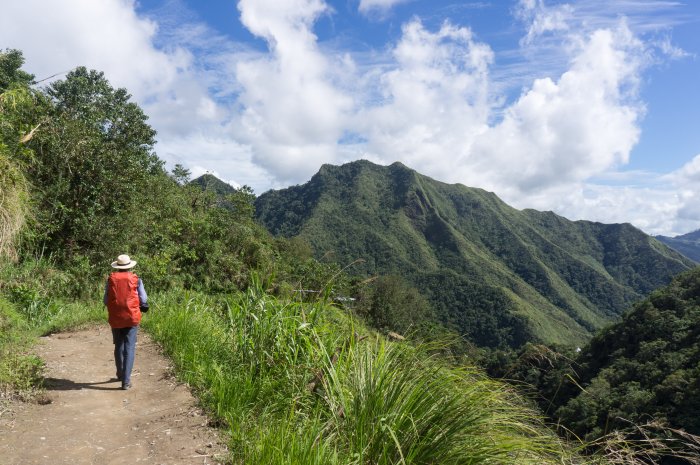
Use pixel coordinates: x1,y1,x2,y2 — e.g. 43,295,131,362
255,160,695,348
657,230,700,263
552,267,700,441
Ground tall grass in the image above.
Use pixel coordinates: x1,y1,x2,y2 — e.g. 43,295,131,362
320,340,569,464
143,278,585,464
0,259,106,400
3,271,685,463
142,283,337,442
0,297,42,400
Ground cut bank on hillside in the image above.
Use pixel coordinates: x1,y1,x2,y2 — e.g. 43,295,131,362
254,160,694,349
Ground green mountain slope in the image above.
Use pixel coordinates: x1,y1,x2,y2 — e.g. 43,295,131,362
657,229,700,262
255,160,694,348
553,267,700,439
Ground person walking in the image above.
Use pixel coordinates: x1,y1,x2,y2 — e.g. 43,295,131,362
104,254,147,390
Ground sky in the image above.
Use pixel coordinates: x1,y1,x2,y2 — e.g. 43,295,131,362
1,0,699,236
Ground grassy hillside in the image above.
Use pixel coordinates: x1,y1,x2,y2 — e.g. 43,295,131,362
0,278,614,465
657,229,700,263
255,160,694,348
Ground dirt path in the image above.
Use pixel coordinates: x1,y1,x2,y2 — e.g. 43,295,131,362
0,327,227,465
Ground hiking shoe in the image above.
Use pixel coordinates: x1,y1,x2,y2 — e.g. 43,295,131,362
121,383,131,390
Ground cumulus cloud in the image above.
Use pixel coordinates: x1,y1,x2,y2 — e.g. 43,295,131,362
233,0,353,183
468,22,645,199
354,14,646,209
357,20,493,179
0,0,186,100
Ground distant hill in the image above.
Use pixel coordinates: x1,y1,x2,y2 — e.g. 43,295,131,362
656,229,700,262
189,174,247,214
190,173,236,196
255,160,694,349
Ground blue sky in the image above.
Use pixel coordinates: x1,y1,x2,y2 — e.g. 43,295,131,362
2,0,699,235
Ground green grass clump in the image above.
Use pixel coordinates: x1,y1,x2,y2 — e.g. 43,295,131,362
320,340,566,464
143,279,583,464
142,282,337,436
0,275,105,400
0,297,43,400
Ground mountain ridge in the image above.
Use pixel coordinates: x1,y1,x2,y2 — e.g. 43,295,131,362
656,229,700,262
255,160,694,348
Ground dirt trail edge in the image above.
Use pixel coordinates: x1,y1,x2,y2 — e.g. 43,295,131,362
0,327,228,465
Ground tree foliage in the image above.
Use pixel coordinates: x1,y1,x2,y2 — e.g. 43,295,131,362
352,274,435,335
0,49,34,92
551,267,700,440
22,67,161,260
494,267,700,458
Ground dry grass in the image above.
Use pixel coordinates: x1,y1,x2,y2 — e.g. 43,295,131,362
590,421,700,465
0,154,27,261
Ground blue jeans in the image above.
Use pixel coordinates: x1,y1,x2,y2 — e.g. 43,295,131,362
112,326,138,387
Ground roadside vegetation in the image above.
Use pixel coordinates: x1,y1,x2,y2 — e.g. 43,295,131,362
0,273,584,465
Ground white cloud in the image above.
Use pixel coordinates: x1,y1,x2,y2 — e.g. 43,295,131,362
353,15,647,213
468,22,645,198
655,36,692,60
359,0,411,15
516,0,574,45
559,154,700,237
356,20,493,179
156,131,273,192
668,154,700,227
0,0,187,99
233,0,353,183
505,152,700,237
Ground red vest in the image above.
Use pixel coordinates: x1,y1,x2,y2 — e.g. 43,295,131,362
106,272,142,328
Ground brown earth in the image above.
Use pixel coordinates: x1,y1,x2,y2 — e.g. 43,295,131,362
0,327,228,465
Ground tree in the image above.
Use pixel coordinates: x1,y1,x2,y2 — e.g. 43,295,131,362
0,49,34,92
226,185,256,221
358,275,435,334
171,164,191,185
24,67,162,261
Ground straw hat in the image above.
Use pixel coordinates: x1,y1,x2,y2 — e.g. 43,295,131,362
111,254,137,270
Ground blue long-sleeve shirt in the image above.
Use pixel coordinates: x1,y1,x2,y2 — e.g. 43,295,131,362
103,277,147,305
